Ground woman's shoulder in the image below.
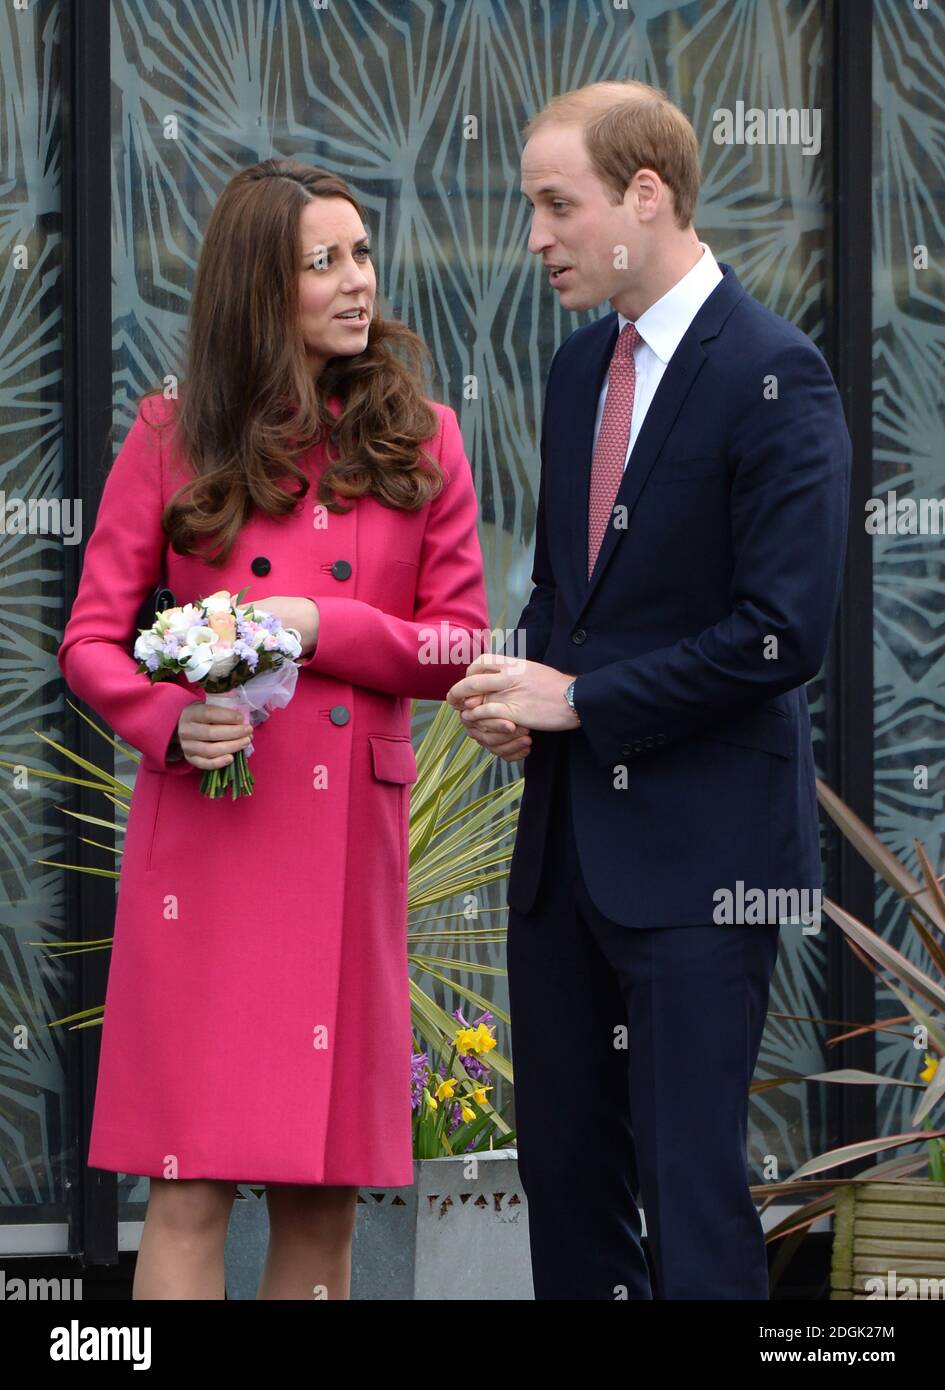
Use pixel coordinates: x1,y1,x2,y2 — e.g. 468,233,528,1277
137,391,179,427
421,398,463,454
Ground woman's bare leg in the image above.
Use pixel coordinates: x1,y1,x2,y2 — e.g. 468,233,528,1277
257,1183,358,1300
133,1178,237,1300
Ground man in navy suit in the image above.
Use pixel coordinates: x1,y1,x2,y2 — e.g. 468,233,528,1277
447,80,850,1299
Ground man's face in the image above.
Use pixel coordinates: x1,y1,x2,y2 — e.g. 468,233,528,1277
520,123,640,311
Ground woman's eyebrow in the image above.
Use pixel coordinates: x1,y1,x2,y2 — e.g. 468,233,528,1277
306,235,371,255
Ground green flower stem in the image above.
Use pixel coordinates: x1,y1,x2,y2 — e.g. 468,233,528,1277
199,749,255,800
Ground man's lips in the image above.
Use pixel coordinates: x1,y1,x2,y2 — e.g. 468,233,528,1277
546,265,572,285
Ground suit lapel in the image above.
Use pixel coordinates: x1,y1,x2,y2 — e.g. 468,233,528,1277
568,263,745,617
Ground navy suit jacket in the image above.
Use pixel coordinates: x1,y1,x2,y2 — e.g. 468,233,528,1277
506,263,852,926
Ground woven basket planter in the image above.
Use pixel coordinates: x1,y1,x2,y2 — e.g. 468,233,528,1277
831,1181,945,1299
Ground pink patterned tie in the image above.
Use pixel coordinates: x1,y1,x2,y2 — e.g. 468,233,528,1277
587,322,642,578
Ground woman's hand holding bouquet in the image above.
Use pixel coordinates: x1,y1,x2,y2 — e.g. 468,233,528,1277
134,587,306,799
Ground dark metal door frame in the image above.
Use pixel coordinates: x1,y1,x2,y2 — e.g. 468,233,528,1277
60,0,117,1265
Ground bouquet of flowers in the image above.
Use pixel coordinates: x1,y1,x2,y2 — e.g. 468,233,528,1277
134,586,302,799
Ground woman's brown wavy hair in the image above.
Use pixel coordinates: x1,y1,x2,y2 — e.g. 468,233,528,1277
144,160,442,566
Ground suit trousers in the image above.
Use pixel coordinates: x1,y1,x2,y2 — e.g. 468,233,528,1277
506,735,779,1299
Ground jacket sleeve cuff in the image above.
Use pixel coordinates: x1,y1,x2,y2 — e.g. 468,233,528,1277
141,685,203,775
571,668,631,770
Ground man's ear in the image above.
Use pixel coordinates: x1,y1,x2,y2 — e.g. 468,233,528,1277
627,167,664,222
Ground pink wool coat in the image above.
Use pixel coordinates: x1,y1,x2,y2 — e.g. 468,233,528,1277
58,394,489,1186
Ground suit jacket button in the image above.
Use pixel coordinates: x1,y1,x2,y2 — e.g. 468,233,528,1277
656,733,666,745
571,628,587,645
644,736,655,749
251,556,271,576
620,744,632,755
632,740,644,753
330,559,352,580
329,705,350,726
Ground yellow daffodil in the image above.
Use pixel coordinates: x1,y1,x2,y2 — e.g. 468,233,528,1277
424,1089,438,1111
471,1084,493,1105
435,1077,458,1101
920,1053,940,1084
460,1104,475,1122
471,1023,497,1055
454,1027,477,1054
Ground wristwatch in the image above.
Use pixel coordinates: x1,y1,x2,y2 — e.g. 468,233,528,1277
563,679,580,722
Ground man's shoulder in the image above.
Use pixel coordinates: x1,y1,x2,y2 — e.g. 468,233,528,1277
724,284,825,363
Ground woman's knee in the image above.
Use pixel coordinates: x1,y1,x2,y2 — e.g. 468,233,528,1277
145,1178,237,1235
265,1183,358,1240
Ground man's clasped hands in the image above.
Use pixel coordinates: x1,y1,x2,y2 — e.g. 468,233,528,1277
445,653,580,764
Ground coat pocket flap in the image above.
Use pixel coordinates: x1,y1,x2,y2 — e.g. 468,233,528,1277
699,705,795,760
369,734,418,784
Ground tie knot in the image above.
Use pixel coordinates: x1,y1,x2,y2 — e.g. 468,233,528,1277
616,321,642,357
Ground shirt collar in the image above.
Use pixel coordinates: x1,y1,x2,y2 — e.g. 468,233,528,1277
617,242,722,364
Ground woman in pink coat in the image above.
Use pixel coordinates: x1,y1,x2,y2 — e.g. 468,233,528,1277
57,160,489,1300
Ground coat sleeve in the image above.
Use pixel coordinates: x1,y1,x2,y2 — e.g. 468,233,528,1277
573,341,852,769
296,404,490,700
57,398,204,775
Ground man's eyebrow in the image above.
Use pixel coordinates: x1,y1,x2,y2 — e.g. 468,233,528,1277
520,186,568,201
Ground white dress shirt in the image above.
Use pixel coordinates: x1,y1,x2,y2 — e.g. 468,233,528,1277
593,242,723,470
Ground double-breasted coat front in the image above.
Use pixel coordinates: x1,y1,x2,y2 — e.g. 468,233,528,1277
58,393,489,1186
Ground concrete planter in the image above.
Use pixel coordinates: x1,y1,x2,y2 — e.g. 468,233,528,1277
831,1180,945,1299
224,1148,533,1300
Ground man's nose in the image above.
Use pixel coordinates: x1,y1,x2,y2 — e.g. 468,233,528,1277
527,214,552,256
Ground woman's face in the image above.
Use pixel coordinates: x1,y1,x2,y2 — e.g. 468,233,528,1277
297,196,376,377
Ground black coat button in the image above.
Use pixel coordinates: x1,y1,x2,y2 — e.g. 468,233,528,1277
620,745,632,756
656,733,666,745
251,556,271,576
571,628,587,645
331,560,352,581
644,736,655,749
632,740,644,753
329,705,350,726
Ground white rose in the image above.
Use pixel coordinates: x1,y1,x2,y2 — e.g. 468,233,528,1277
201,590,234,614
162,602,203,637
134,631,165,661
208,648,240,679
